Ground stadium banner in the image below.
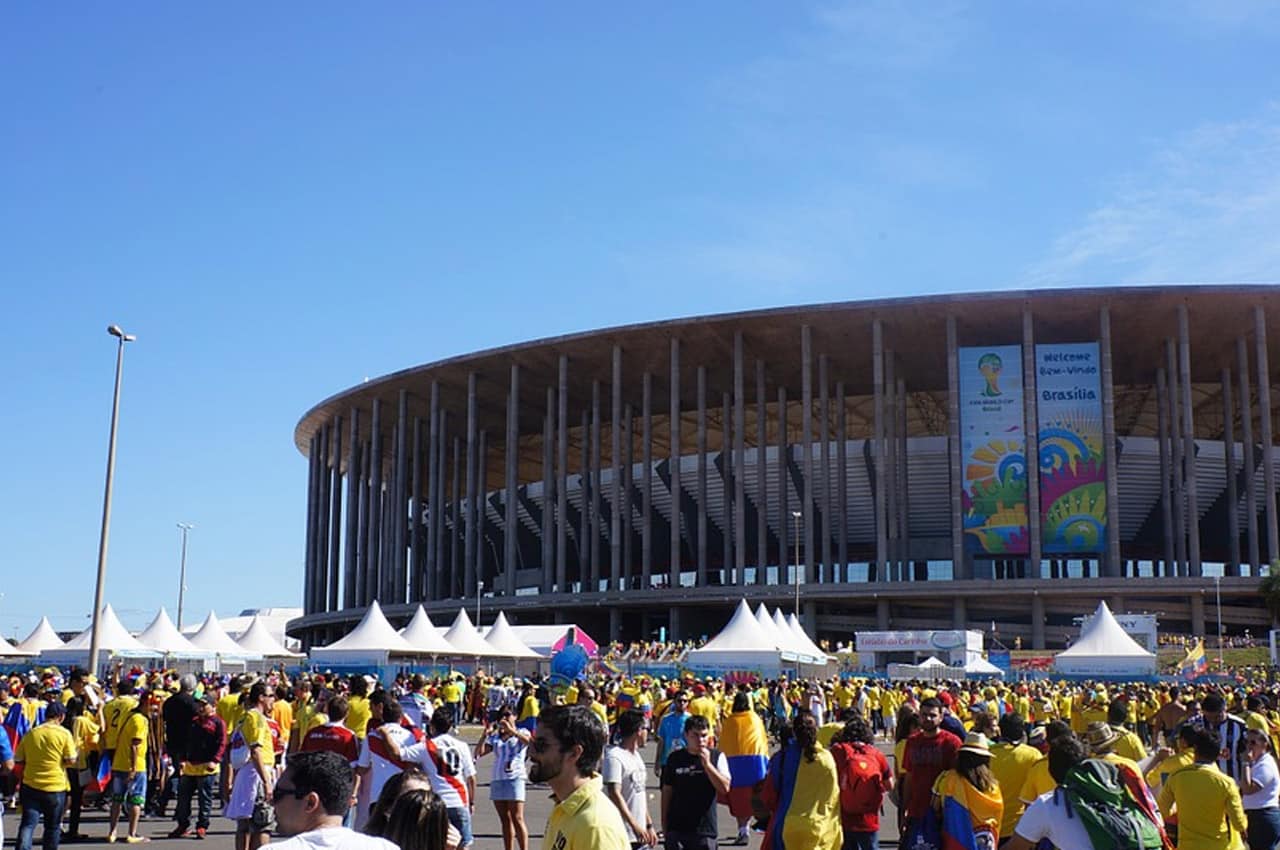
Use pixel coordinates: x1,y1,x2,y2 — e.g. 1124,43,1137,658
1035,342,1107,553
959,345,1029,554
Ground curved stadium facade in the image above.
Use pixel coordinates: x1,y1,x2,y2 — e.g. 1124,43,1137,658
289,287,1280,651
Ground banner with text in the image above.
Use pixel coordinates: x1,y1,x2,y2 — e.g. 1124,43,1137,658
1035,342,1106,552
960,345,1028,554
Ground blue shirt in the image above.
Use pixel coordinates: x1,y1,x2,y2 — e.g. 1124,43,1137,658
657,711,690,766
0,728,13,763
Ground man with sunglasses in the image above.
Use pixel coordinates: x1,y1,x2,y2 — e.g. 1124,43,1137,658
269,751,396,850
655,693,691,776
528,705,629,850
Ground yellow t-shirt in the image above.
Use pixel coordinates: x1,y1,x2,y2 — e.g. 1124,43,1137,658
990,742,1041,837
1157,763,1247,850
1018,755,1056,803
111,711,149,773
271,699,294,739
15,722,77,792
816,722,843,749
545,776,630,850
344,695,371,739
240,708,274,753
217,693,245,742
1145,749,1195,796
1113,729,1148,763
688,696,719,726
103,695,139,751
72,714,100,771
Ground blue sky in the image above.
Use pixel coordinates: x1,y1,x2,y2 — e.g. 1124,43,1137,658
4,2,1280,636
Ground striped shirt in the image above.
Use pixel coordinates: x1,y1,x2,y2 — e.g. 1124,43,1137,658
1187,713,1248,786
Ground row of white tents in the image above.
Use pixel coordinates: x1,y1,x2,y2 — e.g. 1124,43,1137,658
683,600,833,673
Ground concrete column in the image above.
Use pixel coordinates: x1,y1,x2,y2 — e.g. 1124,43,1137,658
358,440,371,604
304,433,318,615
896,375,909,577
952,597,967,630
873,319,888,581
319,425,333,612
946,316,965,580
885,353,897,581
451,436,461,598
465,373,478,600
1190,592,1207,638
581,410,591,581
734,333,746,582
697,367,708,586
426,386,439,602
1100,306,1123,577
542,386,555,593
1023,308,1042,578
435,412,449,599
1256,306,1279,563
819,354,832,583
623,403,634,586
327,420,343,611
344,409,360,608
609,607,622,643
1156,370,1175,577
1031,595,1046,650
612,347,623,591
802,601,817,638
1179,304,1202,577
723,392,734,583
409,416,420,602
756,360,768,583
1240,338,1260,573
504,365,519,597
591,381,602,589
777,386,789,589
876,598,890,630
837,382,848,582
478,428,488,594
395,390,409,601
801,325,814,585
671,338,683,589
557,356,569,593
1167,342,1187,576
368,399,383,601
1224,369,1240,576
642,372,653,590
669,607,683,642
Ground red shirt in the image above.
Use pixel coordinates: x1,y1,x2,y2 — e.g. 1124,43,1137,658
901,729,962,819
300,722,359,764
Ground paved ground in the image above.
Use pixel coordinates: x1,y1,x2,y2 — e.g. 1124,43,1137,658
1,727,902,849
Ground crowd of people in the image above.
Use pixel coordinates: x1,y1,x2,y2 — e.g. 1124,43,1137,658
3,664,1280,849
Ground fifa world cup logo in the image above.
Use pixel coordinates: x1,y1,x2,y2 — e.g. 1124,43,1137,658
978,353,1003,397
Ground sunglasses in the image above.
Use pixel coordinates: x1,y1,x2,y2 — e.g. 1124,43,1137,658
530,737,558,755
271,785,311,804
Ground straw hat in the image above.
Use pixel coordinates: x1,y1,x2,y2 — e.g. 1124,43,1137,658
959,732,992,757
1084,721,1121,753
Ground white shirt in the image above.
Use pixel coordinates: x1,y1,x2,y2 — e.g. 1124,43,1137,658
270,827,397,850
397,693,433,729
602,745,649,842
1014,791,1093,850
355,725,418,804
1244,752,1280,810
485,734,528,783
401,732,476,810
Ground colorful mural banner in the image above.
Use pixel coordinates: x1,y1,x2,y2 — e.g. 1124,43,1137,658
1035,342,1107,552
960,345,1029,554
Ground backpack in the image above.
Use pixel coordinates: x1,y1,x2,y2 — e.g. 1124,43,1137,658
1056,759,1164,850
831,741,886,816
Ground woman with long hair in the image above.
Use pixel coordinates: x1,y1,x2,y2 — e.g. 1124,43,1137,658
380,788,451,850
720,690,771,845
932,733,1003,848
62,696,97,841
761,710,841,850
365,767,459,850
892,704,920,836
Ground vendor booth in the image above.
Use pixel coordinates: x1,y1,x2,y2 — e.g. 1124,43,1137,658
855,629,984,670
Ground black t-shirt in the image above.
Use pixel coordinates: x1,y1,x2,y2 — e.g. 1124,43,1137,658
661,748,724,836
162,693,199,759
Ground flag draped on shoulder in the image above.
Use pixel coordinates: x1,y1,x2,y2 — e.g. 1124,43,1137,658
719,710,769,788
934,769,1002,850
761,743,842,850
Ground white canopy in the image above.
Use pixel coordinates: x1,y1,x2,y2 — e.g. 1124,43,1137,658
919,656,948,668
0,633,34,657
137,608,210,658
1054,601,1157,676
56,605,155,653
16,617,64,653
399,606,458,655
483,612,544,659
236,615,303,658
965,656,1005,676
189,611,262,658
685,600,786,672
784,612,832,662
312,601,418,661
441,609,501,657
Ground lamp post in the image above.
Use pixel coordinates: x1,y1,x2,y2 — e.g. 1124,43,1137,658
89,324,136,676
176,523,194,629
1215,574,1224,670
476,580,484,626
791,510,802,616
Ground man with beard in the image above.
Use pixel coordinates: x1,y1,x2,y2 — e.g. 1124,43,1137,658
528,705,628,850
900,696,962,843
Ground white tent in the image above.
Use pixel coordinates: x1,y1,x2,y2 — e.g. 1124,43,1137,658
684,600,784,673
136,609,211,659
1054,601,1157,676
399,606,458,655
43,605,161,663
0,633,34,657
784,612,832,662
753,604,823,663
483,613,544,659
16,617,62,654
965,656,1005,677
236,615,304,659
189,611,263,660
311,601,418,664
441,609,501,657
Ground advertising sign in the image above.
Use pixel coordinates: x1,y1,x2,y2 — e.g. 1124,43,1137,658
959,345,1028,554
1035,342,1106,553
987,650,1011,674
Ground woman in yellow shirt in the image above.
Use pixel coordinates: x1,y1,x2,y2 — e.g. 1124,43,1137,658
63,696,99,841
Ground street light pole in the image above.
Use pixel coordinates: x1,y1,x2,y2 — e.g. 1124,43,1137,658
1215,575,1224,670
89,325,136,676
176,523,194,629
792,510,802,616
477,580,484,626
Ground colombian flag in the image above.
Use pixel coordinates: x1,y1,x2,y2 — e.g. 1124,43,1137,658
934,770,1003,850
1177,639,1208,681
86,752,113,794
761,744,842,850
720,710,769,787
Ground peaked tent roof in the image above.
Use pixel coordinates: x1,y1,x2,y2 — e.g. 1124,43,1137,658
137,608,210,657
1056,601,1156,659
58,604,154,652
189,611,261,657
400,606,458,654
236,615,304,658
313,601,417,654
966,656,1005,675
918,656,948,668
442,609,501,657
0,633,34,657
784,612,831,660
17,617,65,653
483,612,544,659
754,604,816,660
696,600,781,652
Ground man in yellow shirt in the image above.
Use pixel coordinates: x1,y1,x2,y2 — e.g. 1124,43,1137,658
1157,725,1247,850
14,700,76,850
289,680,325,752
990,714,1042,839
529,704,629,850
102,678,140,764
107,699,149,843
344,676,373,739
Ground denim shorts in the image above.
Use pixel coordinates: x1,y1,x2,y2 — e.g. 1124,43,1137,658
447,807,473,848
111,771,146,807
490,778,526,802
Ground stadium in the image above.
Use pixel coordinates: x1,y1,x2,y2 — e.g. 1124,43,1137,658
289,286,1280,652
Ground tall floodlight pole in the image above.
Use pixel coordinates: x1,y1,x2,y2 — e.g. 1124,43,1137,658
89,325,136,676
176,523,195,629
792,510,802,615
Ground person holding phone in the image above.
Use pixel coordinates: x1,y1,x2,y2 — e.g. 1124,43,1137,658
476,708,531,850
